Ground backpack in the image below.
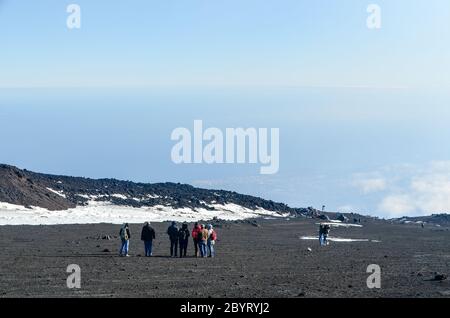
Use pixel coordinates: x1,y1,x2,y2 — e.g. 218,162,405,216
120,227,129,240
201,229,209,241
210,230,217,241
179,229,189,241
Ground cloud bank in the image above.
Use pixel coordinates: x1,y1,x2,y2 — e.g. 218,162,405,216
352,161,450,218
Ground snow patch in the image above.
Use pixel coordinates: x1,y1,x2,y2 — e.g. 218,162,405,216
328,219,342,223
76,194,108,200
315,222,363,228
0,201,289,225
111,194,128,200
46,188,66,198
300,236,379,243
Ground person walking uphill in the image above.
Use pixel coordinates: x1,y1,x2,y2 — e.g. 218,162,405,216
167,221,179,257
178,223,190,258
192,223,202,257
207,224,217,258
141,222,156,257
119,223,131,257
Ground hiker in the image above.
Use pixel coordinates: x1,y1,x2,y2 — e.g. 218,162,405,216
192,222,202,257
206,224,217,258
178,223,190,258
119,223,131,257
319,224,326,246
167,221,179,257
199,224,209,258
320,224,331,246
141,222,156,257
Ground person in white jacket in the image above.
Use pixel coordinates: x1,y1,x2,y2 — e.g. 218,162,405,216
206,224,217,258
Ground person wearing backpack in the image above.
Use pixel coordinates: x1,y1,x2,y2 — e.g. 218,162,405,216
199,224,209,258
167,221,179,257
141,222,156,257
119,223,131,257
178,223,190,258
207,224,217,258
191,223,202,257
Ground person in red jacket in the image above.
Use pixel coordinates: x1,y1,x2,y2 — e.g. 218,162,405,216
191,222,202,257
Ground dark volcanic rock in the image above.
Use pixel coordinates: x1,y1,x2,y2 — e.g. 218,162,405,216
432,273,447,281
392,214,450,227
0,165,74,210
0,164,300,216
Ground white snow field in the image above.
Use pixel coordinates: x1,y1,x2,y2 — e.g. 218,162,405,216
0,201,290,225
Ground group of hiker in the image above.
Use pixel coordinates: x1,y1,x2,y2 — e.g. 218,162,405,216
118,221,217,258
118,220,330,257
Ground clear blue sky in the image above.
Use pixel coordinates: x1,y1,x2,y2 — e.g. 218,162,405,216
1,1,450,217
1,0,449,88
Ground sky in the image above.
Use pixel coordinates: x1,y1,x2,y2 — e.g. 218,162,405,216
1,1,450,218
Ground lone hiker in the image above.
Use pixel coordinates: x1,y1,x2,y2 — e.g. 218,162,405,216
141,222,156,257
192,222,202,257
199,224,209,258
319,224,331,246
206,224,217,258
178,223,190,258
167,221,179,257
119,223,131,257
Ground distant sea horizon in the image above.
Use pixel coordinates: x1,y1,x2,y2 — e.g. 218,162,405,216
1,86,450,218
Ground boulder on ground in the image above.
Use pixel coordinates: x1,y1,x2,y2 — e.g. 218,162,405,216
432,273,447,281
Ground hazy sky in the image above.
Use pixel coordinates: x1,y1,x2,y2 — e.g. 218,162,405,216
1,1,450,218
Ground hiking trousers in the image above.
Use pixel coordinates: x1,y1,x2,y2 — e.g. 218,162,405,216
170,238,178,257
